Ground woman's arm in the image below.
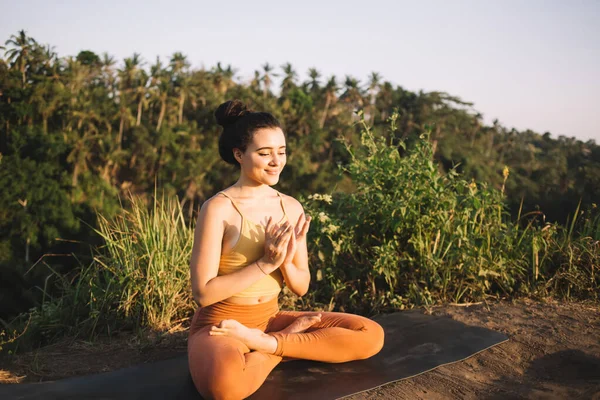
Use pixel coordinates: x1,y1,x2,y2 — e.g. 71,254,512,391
279,197,311,296
190,197,293,307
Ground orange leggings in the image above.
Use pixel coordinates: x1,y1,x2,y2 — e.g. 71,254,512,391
187,298,385,400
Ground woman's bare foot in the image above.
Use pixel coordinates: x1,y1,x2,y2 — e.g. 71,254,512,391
280,314,322,334
209,319,277,353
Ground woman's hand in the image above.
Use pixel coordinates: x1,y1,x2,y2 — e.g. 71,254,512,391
260,217,294,272
282,213,311,266
294,213,311,243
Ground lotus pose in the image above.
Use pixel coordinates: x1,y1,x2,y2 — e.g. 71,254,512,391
188,100,385,399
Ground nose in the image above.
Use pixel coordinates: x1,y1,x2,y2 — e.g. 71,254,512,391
270,154,282,166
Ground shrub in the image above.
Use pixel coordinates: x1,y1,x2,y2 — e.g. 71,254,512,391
303,111,598,314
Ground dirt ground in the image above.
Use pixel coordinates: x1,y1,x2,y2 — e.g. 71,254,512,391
1,298,599,399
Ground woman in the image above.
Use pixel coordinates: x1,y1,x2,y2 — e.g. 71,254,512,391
188,100,384,399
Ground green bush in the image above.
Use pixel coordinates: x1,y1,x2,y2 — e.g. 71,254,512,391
303,112,598,314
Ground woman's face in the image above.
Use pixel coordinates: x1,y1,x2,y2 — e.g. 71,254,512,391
234,127,287,186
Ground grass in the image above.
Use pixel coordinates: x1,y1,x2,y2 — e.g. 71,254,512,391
2,192,195,353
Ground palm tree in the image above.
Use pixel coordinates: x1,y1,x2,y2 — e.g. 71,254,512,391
149,57,169,131
367,72,381,123
261,62,277,98
213,62,236,95
134,69,149,126
64,57,90,101
170,52,189,75
340,75,364,111
101,53,117,98
170,52,193,125
117,54,143,146
375,81,394,121
67,104,104,188
250,70,262,93
123,54,148,127
4,30,37,86
31,73,64,134
280,62,297,94
320,76,339,129
26,43,63,133
306,67,321,94
250,69,262,93
36,44,57,71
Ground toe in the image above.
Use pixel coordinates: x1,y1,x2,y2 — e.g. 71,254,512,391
219,319,232,328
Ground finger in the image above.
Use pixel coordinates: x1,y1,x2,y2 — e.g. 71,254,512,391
276,222,291,239
282,223,293,239
271,220,284,237
280,233,293,250
286,229,296,251
295,213,305,235
280,227,294,246
274,223,291,246
301,216,312,235
269,221,280,238
274,221,288,237
290,229,296,242
274,226,291,248
265,216,273,233
271,225,283,246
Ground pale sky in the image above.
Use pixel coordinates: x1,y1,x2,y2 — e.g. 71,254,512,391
2,0,599,142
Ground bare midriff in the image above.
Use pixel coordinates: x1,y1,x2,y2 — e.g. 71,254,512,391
223,292,279,305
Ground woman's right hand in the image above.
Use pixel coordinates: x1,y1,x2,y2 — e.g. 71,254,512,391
260,217,294,272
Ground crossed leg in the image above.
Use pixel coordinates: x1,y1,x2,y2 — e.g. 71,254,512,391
266,310,385,363
188,311,384,399
188,325,282,400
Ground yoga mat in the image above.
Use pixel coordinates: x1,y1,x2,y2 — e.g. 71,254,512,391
0,310,508,400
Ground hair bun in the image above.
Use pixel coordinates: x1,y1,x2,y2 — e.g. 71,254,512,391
215,100,251,127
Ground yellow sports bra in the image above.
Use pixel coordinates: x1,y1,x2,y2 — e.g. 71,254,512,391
217,191,287,298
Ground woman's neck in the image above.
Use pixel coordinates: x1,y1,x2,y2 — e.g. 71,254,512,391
230,177,274,199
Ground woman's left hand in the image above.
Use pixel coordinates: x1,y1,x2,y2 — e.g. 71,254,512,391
282,213,311,265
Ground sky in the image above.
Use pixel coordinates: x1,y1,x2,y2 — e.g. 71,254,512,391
1,0,599,142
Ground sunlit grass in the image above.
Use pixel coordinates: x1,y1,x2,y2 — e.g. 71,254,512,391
93,191,195,331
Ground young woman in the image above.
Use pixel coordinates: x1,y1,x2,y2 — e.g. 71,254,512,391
188,100,384,399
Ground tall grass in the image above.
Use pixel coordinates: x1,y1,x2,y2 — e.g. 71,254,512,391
2,192,195,352
93,192,195,331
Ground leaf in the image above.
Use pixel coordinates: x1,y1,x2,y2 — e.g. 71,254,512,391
318,250,326,262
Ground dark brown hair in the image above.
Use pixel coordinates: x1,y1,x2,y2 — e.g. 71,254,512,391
215,100,282,166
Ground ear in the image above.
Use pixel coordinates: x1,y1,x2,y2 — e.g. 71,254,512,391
233,148,243,164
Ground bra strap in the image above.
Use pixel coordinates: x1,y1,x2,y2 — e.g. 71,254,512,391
217,191,245,218
276,191,288,218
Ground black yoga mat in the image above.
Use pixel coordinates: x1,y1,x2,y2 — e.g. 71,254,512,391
0,311,508,400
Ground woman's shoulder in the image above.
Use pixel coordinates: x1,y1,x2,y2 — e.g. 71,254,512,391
277,191,304,215
199,192,232,216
